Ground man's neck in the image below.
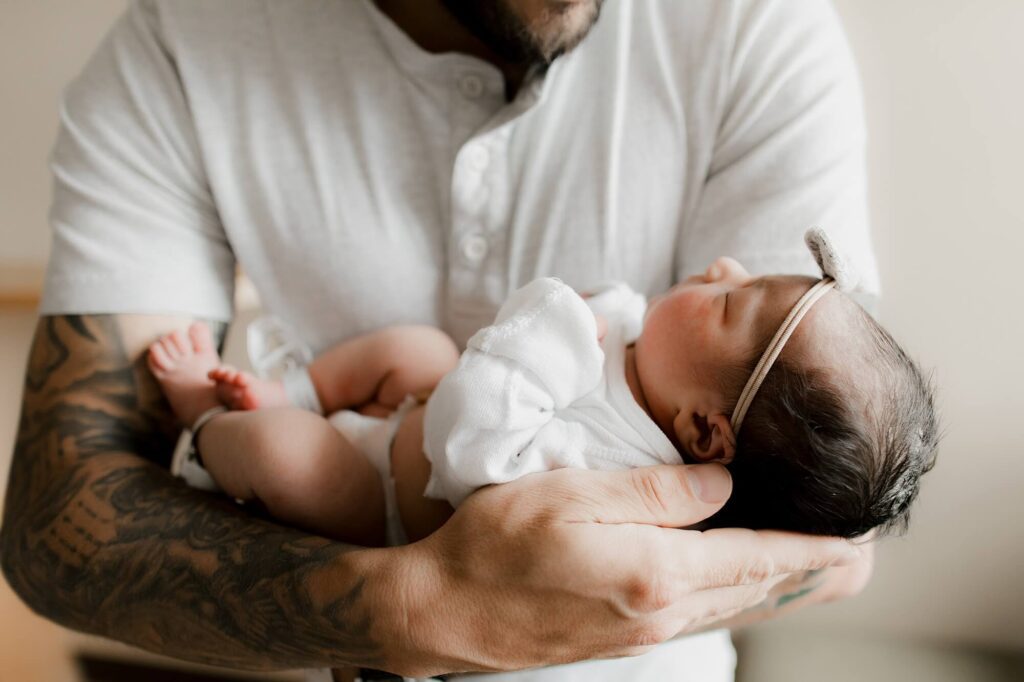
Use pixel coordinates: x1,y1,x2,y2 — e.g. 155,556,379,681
374,0,530,98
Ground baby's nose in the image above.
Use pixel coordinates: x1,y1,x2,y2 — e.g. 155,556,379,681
706,256,749,282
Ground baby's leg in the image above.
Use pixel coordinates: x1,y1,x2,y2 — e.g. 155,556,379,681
148,323,385,545
197,408,386,546
389,405,454,542
206,325,460,417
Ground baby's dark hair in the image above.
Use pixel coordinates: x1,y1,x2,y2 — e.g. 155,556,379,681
706,294,939,538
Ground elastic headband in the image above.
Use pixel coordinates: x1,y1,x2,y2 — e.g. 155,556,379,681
727,226,858,435
729,277,837,435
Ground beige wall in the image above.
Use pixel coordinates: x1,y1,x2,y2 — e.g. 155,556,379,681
0,0,126,264
763,0,1024,653
738,628,1024,682
1,0,1023,678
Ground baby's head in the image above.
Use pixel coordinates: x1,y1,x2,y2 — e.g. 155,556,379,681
634,256,938,538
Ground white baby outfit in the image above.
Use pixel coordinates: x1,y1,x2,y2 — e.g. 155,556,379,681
424,277,682,508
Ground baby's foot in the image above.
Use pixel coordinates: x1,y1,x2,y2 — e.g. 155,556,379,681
209,366,289,411
147,322,223,427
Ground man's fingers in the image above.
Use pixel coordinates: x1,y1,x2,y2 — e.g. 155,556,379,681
541,464,732,528
575,581,774,661
544,524,857,617
671,527,860,590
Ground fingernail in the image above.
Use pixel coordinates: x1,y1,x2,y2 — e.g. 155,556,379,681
687,464,732,503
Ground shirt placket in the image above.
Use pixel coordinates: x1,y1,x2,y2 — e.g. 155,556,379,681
446,70,547,345
446,67,506,344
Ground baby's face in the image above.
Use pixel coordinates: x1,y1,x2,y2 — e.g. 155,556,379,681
635,257,819,457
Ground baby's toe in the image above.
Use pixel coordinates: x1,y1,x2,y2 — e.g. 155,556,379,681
148,342,173,372
218,365,241,385
239,391,259,411
189,322,214,354
169,330,190,357
228,387,249,410
158,338,181,361
227,370,250,389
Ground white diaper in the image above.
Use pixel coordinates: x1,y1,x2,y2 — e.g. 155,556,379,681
327,395,420,547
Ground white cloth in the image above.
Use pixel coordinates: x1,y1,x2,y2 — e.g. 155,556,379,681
38,1,874,678
303,629,734,682
455,629,735,682
328,402,416,547
424,278,680,507
41,0,878,351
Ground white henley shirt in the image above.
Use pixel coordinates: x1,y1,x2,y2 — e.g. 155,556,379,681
41,0,878,352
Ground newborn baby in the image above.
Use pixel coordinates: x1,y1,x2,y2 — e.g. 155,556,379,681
150,241,938,545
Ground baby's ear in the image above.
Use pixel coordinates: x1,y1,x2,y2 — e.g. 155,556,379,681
687,413,736,465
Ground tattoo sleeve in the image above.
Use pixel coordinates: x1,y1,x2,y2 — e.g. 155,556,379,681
0,315,385,670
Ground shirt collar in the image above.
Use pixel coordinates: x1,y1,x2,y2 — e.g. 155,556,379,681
358,0,558,112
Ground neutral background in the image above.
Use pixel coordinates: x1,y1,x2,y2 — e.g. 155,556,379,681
1,1,1022,680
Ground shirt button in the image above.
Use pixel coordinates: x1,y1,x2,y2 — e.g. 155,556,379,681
461,234,489,263
466,144,490,172
458,74,485,99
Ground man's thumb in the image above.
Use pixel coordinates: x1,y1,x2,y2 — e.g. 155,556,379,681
572,463,733,527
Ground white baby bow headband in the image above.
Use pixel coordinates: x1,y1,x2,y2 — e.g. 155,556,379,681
729,228,860,435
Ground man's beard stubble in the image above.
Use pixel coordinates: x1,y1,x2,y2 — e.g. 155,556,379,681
440,0,604,65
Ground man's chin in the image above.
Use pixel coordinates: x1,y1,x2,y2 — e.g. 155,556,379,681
441,0,603,65
532,0,604,62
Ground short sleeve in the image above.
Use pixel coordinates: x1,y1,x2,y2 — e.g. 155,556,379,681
677,0,879,305
40,0,234,320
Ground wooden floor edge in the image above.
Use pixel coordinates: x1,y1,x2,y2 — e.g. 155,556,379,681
0,263,45,309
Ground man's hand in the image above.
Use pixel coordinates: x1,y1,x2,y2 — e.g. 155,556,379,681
377,463,861,676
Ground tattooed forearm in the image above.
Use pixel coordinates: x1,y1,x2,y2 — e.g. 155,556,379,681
0,316,384,670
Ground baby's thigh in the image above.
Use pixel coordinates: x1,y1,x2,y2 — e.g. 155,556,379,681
201,408,346,500
390,405,454,541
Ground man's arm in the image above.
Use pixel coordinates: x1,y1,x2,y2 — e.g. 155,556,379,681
0,314,391,670
0,315,863,676
676,0,878,294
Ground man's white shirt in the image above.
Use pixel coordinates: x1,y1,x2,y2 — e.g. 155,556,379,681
42,0,878,350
